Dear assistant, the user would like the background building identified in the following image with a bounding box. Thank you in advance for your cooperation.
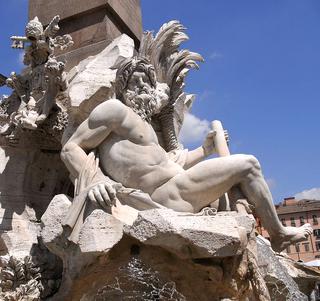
[260,197,320,262]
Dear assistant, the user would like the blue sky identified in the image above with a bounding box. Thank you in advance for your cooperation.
[1,1,319,202]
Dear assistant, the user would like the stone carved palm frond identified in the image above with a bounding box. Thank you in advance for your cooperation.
[139,20,203,151]
[0,255,42,301]
[140,20,203,102]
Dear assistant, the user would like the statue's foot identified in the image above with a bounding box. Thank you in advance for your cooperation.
[271,223,313,252]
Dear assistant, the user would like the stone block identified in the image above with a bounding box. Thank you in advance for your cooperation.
[78,209,123,254]
[41,194,72,257]
[124,209,253,259]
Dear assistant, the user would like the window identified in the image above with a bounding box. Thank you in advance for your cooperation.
[299,216,305,225]
[286,246,291,254]
[313,215,318,225]
[313,229,320,238]
[290,217,296,226]
[295,243,300,253]
[316,241,320,251]
[281,218,286,226]
[303,243,310,252]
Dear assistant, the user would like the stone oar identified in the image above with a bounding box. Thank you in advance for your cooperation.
[211,120,249,214]
[211,120,231,211]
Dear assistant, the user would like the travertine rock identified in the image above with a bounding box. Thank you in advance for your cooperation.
[78,209,123,254]
[41,194,72,257]
[0,146,69,259]
[40,195,320,300]
[62,34,135,144]
[68,34,134,109]
[277,253,320,297]
[124,209,254,259]
[256,235,309,301]
[41,195,125,300]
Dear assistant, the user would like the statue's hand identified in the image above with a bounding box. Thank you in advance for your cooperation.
[202,130,216,156]
[202,129,229,156]
[87,182,118,210]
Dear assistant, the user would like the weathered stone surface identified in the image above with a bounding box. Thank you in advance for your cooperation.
[41,195,123,257]
[40,196,320,300]
[277,254,320,297]
[124,209,254,259]
[0,146,69,258]
[68,34,134,109]
[40,195,125,300]
[63,34,134,143]
[78,209,123,254]
[41,194,71,257]
[256,235,309,301]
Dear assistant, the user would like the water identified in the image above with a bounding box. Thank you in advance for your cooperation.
[94,257,186,301]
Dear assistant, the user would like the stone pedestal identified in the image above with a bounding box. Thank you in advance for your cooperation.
[28,0,142,70]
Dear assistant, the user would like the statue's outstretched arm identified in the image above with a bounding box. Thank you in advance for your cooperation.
[183,127,230,169]
[182,130,217,169]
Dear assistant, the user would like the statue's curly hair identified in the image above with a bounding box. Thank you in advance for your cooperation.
[115,57,157,101]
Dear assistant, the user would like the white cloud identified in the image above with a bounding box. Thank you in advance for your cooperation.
[209,51,223,60]
[294,187,320,200]
[179,112,210,145]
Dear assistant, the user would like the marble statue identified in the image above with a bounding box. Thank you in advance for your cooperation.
[0,16,73,139]
[61,21,312,252]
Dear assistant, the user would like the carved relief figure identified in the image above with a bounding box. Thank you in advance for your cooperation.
[0,16,72,137]
[61,21,312,252]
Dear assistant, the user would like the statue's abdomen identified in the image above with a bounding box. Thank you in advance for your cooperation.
[98,134,181,194]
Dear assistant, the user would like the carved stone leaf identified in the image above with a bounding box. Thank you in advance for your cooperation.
[53,35,74,50]
[138,20,203,151]
[1,268,15,281]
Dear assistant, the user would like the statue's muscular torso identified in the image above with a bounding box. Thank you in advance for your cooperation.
[97,100,184,194]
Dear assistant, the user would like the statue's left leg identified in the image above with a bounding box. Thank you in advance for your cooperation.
[152,154,312,251]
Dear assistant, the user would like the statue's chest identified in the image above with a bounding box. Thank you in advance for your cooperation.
[120,122,158,146]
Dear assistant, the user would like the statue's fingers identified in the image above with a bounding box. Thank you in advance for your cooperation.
[93,188,108,210]
[207,130,215,137]
[98,184,112,207]
[88,190,96,203]
[104,182,117,205]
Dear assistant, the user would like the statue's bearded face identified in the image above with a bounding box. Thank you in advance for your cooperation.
[123,70,169,122]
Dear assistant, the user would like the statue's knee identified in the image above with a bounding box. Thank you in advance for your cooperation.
[238,154,261,174]
[245,155,261,172]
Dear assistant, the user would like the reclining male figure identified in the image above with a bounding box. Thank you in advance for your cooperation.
[61,58,312,252]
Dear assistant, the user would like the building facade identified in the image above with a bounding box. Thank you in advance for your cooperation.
[260,197,320,262]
